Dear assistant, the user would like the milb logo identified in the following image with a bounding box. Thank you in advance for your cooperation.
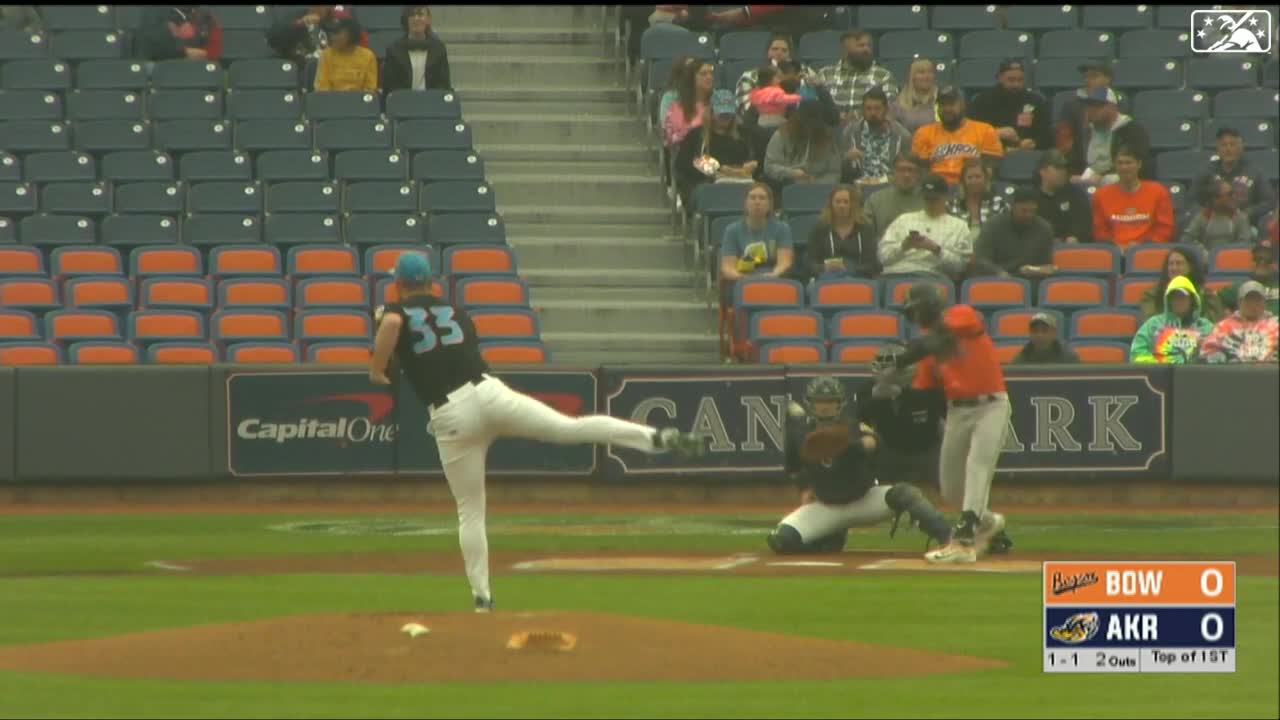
[1192,9,1272,53]
[236,392,397,445]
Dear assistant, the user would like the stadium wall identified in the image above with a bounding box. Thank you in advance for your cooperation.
[1,365,1276,487]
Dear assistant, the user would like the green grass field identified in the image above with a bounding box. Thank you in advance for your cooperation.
[0,510,1276,719]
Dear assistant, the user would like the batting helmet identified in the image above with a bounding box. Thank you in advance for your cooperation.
[902,282,944,327]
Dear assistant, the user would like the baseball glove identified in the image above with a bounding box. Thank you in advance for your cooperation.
[800,424,853,464]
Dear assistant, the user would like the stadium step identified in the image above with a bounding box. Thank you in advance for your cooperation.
[468,114,642,145]
[441,28,611,46]
[541,331,721,357]
[487,160,658,177]
[499,205,673,227]
[461,86,632,105]
[552,349,722,366]
[475,143,653,165]
[488,174,668,206]
[430,5,609,29]
[451,57,624,88]
[534,300,717,335]
[521,267,697,289]
[530,286,708,303]
[504,222,675,240]
[511,235,688,269]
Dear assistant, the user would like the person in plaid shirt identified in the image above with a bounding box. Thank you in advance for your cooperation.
[734,33,817,118]
[816,30,898,126]
[947,157,1008,244]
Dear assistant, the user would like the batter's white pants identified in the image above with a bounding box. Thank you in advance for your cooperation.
[778,485,894,542]
[938,394,1011,527]
[426,375,664,601]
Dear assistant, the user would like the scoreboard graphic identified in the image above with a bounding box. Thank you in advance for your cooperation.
[1043,561,1236,673]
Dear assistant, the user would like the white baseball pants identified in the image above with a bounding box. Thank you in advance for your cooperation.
[778,485,894,542]
[938,394,1011,527]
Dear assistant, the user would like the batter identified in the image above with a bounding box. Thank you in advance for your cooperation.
[370,252,706,611]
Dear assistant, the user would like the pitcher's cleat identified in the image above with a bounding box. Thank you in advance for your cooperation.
[474,595,494,613]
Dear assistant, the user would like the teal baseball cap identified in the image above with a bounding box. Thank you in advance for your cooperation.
[393,252,432,283]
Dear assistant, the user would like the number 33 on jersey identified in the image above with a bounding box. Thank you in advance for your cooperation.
[404,306,465,353]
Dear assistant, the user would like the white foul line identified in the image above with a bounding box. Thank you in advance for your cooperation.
[713,555,759,570]
[144,561,191,572]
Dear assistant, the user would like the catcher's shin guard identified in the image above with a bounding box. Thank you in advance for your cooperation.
[766,524,805,554]
[884,484,952,545]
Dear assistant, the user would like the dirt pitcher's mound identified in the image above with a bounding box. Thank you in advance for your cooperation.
[0,611,1006,684]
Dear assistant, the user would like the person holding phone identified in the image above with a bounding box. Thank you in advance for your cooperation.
[877,174,972,279]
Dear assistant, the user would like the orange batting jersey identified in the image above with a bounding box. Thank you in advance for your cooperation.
[912,305,1007,401]
[911,119,1004,185]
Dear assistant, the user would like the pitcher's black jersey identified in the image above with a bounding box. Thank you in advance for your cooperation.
[384,294,488,407]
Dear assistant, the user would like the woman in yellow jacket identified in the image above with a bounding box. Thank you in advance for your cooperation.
[315,17,378,92]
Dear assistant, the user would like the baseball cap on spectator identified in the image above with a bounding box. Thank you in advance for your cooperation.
[936,85,963,104]
[1239,280,1267,298]
[711,88,736,117]
[1077,60,1114,77]
[1038,150,1070,169]
[1011,186,1039,204]
[997,59,1026,75]
[1030,312,1058,330]
[394,252,432,283]
[920,174,949,196]
[1078,87,1120,105]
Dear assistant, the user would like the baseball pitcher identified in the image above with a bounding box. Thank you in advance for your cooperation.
[765,375,954,554]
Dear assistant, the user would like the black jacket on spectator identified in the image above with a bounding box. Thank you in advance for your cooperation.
[807,221,877,280]
[1034,183,1093,243]
[267,7,364,61]
[133,6,222,62]
[1013,341,1079,364]
[974,211,1054,277]
[969,87,1053,150]
[382,32,452,92]
[1067,116,1153,181]
[674,126,755,208]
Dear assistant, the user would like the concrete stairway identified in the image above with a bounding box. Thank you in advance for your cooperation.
[436,5,720,365]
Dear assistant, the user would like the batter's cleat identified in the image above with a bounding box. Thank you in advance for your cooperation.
[986,530,1014,555]
[656,428,707,459]
[474,595,494,613]
[925,511,979,563]
[974,512,1007,555]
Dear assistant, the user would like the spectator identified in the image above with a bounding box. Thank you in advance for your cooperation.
[892,58,940,135]
[807,184,877,280]
[664,60,714,148]
[1013,313,1079,364]
[1033,149,1092,244]
[1182,176,1255,250]
[382,6,451,92]
[1138,246,1224,321]
[675,89,757,207]
[0,5,40,32]
[865,153,924,243]
[705,5,789,28]
[133,6,223,63]
[763,100,842,186]
[659,56,698,136]
[1091,146,1174,248]
[974,187,1057,291]
[719,182,795,281]
[649,5,691,25]
[268,5,367,65]
[839,87,910,186]
[1130,276,1216,364]
[911,86,1003,186]
[1190,127,1277,227]
[968,59,1052,151]
[1056,61,1123,164]
[947,157,1008,243]
[749,64,803,129]
[816,30,898,125]
[1071,87,1151,187]
[314,17,377,92]
[1199,280,1280,363]
[1218,240,1279,315]
[734,34,816,118]
[877,173,972,279]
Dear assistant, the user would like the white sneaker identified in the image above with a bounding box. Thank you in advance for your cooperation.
[925,541,977,564]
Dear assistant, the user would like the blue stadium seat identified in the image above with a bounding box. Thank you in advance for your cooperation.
[0,152,17,182]
[37,4,115,30]
[798,30,842,66]
[1155,150,1215,183]
[104,216,180,248]
[718,30,771,60]
[1,59,71,91]
[1037,61,1091,95]
[954,58,1014,93]
[878,30,955,60]
[305,91,381,120]
[50,30,125,61]
[24,151,95,183]
[0,182,37,216]
[1117,29,1191,58]
[256,150,330,182]
[1246,150,1280,183]
[188,181,262,214]
[227,89,304,120]
[228,59,301,89]
[345,214,427,248]
[234,119,312,153]
[151,60,224,90]
[214,4,272,30]
[0,90,63,122]
[1213,88,1279,117]
[1111,58,1183,91]
[639,25,714,62]
[73,120,152,153]
[264,213,343,247]
[219,30,275,61]
[0,121,70,152]
[958,30,1034,60]
[412,151,486,182]
[395,120,474,151]
[881,58,953,90]
[184,214,262,246]
[931,5,1001,31]
[19,214,96,247]
[1187,57,1261,89]
[149,89,224,120]
[717,59,757,92]
[780,183,834,216]
[40,182,110,216]
[998,151,1043,182]
[101,150,175,182]
[1004,5,1080,31]
[367,30,401,59]
[315,118,393,151]
[428,213,506,246]
[334,150,407,182]
[266,181,339,214]
[350,5,405,31]
[420,181,497,214]
[180,151,253,182]
[1082,5,1154,30]
[0,30,47,62]
[343,182,418,214]
[115,181,185,215]
[1156,6,1197,29]
[75,59,148,90]
[65,90,145,121]
[1204,118,1277,150]
[693,183,751,219]
[1132,89,1210,121]
[856,5,928,31]
[154,119,234,153]
[386,90,463,120]
[1145,118,1200,151]
[1037,31,1116,60]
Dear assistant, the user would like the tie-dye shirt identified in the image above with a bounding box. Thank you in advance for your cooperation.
[1130,276,1216,364]
[1199,312,1280,364]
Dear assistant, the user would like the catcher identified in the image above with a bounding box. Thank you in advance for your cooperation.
[765,375,954,554]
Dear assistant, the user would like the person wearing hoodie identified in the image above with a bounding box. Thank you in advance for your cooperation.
[1181,175,1256,250]
[973,186,1057,294]
[968,59,1052,151]
[1138,246,1225,322]
[1190,127,1277,227]
[763,99,842,186]
[839,87,910,186]
[1199,280,1280,363]
[1033,149,1092,244]
[878,174,971,279]
[1130,275,1216,364]
[1013,313,1079,364]
[382,6,452,92]
[1218,240,1279,315]
[1070,87,1151,186]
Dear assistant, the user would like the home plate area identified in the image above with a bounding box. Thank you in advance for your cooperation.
[508,552,1045,575]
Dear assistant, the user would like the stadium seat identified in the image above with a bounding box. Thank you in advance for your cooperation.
[315,118,393,151]
[1,59,71,90]
[256,150,330,182]
[264,213,342,247]
[350,4,404,30]
[856,5,928,31]
[798,29,842,65]
[305,91,380,120]
[758,340,827,364]
[1117,29,1191,59]
[0,277,60,312]
[0,217,12,244]
[1004,5,1079,31]
[287,245,359,278]
[63,276,133,312]
[215,5,272,30]
[0,341,62,365]
[295,277,369,309]
[50,246,123,278]
[1052,244,1122,276]
[102,215,180,248]
[955,58,1020,92]
[0,182,36,216]
[74,120,152,153]
[101,150,174,182]
[181,150,253,182]
[779,183,833,216]
[992,308,1064,340]
[188,181,263,214]
[830,340,882,363]
[807,278,878,313]
[412,151,486,182]
[219,30,274,61]
[373,277,447,306]
[883,277,954,308]
[1266,59,1279,89]
[0,152,18,181]
[1037,32,1115,62]
[227,90,304,120]
[64,89,144,122]
[210,245,282,280]
[961,277,1031,311]
[139,277,213,312]
[149,89,223,120]
[718,30,771,60]
[454,276,531,308]
[878,30,955,60]
[1070,308,1143,341]
[346,214,427,247]
[1038,277,1109,311]
[24,150,95,183]
[267,181,340,213]
[1156,5,1197,29]
[217,278,292,312]
[1071,341,1130,364]
[0,121,70,152]
[386,90,462,120]
[344,182,418,214]
[224,341,299,363]
[933,5,1001,31]
[335,150,407,182]
[427,213,505,245]
[639,25,714,62]
[306,342,372,364]
[829,310,903,341]
[395,120,474,152]
[365,247,437,284]
[154,119,233,153]
[211,309,290,344]
[1144,118,1201,152]
[958,30,1034,59]
[0,90,63,122]
[147,341,218,364]
[152,60,223,90]
[295,310,373,345]
[1083,5,1154,30]
[1115,276,1156,308]
[367,30,402,58]
[998,151,1042,183]
[49,30,124,61]
[68,341,139,364]
[38,4,114,30]
[75,60,148,90]
[420,181,496,214]
[1187,58,1260,90]
[1204,118,1277,149]
[128,309,205,345]
[478,341,549,365]
[0,309,40,341]
[749,309,824,361]
[469,309,541,340]
[45,309,122,343]
[443,245,517,277]
[1132,89,1210,123]
[693,183,751,222]
[0,29,48,61]
[1111,58,1182,90]
[130,245,202,279]
[0,246,45,276]
[991,341,1023,365]
[115,181,185,214]
[1210,246,1256,275]
[41,182,111,216]
[228,59,301,89]
[881,58,954,90]
[19,215,96,247]
[1156,150,1215,183]
[1246,149,1280,182]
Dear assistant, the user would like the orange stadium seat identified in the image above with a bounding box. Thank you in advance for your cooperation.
[217,278,291,311]
[442,245,516,276]
[210,245,283,279]
[758,340,826,364]
[373,277,447,305]
[1204,277,1238,295]
[1116,276,1156,308]
[991,308,1063,340]
[130,245,202,278]
[147,341,218,364]
[50,246,124,277]
[831,341,882,363]
[469,309,540,340]
[68,341,140,364]
[128,310,205,345]
[884,277,954,308]
[211,309,289,344]
[296,277,370,309]
[44,309,121,342]
[1038,277,1109,310]
[1124,245,1172,275]
[0,341,62,365]
[0,246,45,276]
[994,341,1024,365]
[63,276,134,311]
[1071,341,1130,364]
[225,341,299,363]
[0,310,40,341]
[1210,246,1254,275]
[295,310,373,344]
[140,277,214,312]
[453,276,530,308]
[808,278,878,313]
[748,310,823,361]
[829,310,903,340]
[306,342,373,364]
[1071,309,1142,341]
[0,278,60,312]
[479,341,550,365]
[961,277,1031,311]
[1052,245,1121,276]
[287,245,360,278]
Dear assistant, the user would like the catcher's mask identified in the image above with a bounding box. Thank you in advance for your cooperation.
[804,375,847,421]
[901,282,944,328]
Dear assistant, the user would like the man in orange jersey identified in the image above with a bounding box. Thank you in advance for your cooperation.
[911,86,1003,185]
[892,282,1012,563]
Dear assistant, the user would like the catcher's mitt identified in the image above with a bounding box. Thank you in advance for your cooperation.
[800,423,853,464]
